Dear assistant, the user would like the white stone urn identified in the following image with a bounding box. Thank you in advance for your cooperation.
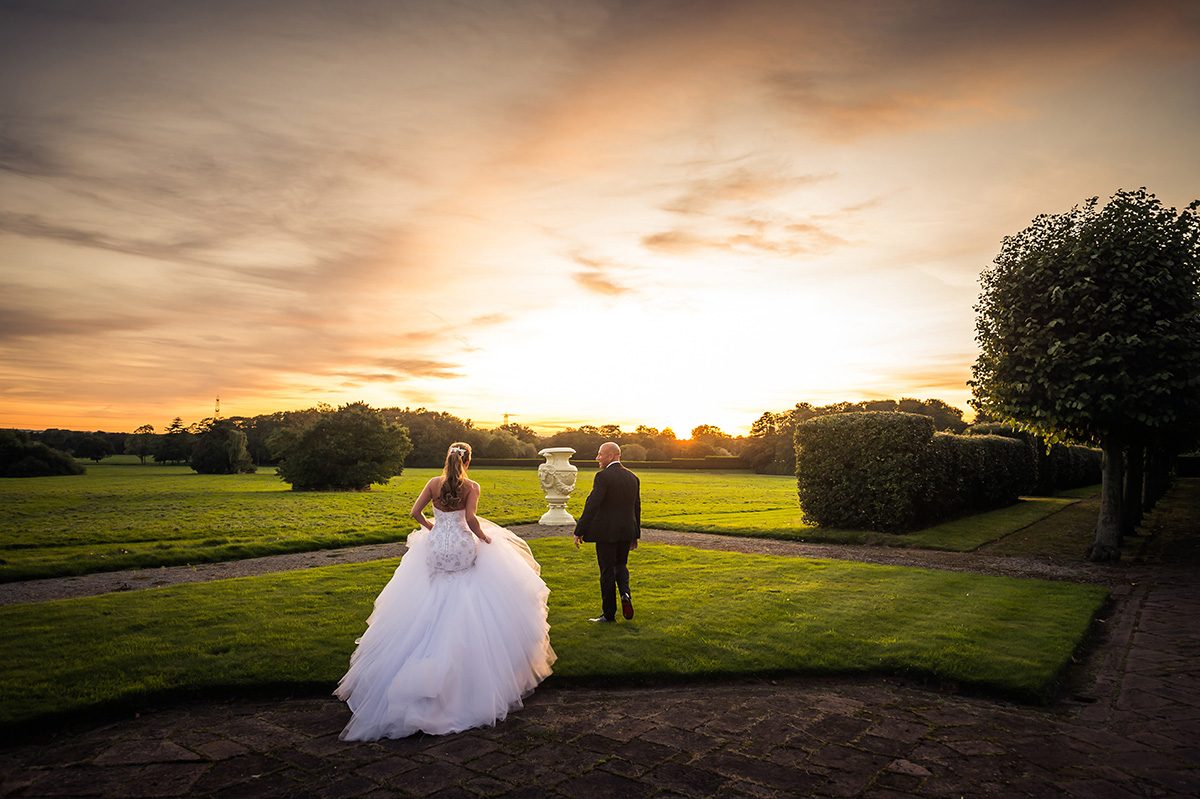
[537,447,578,525]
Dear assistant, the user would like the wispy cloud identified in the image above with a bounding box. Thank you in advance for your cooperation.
[571,254,634,296]
[0,303,155,341]
[369,359,463,380]
[644,215,849,258]
[662,168,836,216]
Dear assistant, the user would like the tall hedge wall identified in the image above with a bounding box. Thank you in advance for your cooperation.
[794,412,936,532]
[964,423,1101,493]
[794,412,1037,533]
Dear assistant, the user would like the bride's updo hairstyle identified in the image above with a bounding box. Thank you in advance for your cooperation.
[439,442,472,508]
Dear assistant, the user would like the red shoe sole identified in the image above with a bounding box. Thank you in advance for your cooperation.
[621,597,634,620]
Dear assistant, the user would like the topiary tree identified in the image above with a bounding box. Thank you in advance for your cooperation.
[190,420,256,474]
[270,402,412,491]
[971,188,1200,561]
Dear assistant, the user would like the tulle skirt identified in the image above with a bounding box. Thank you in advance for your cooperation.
[334,519,556,741]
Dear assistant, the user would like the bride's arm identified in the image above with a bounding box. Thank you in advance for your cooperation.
[463,483,491,543]
[409,479,436,530]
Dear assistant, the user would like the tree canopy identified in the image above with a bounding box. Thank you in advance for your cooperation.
[971,188,1200,560]
[270,402,412,491]
[190,419,256,475]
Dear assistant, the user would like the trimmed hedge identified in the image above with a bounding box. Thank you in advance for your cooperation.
[794,412,936,532]
[921,433,1035,523]
[795,412,1037,533]
[964,423,1101,494]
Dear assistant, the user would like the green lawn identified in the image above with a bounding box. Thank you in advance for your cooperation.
[0,463,1099,581]
[0,538,1108,728]
[651,496,1080,551]
[0,464,542,581]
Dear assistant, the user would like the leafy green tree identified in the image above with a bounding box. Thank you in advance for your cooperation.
[379,407,472,467]
[124,424,156,464]
[190,420,256,474]
[971,188,1200,561]
[543,425,606,459]
[907,399,967,433]
[74,435,113,463]
[271,402,412,491]
[35,428,74,452]
[497,422,540,445]
[598,424,622,440]
[690,424,735,455]
[620,442,648,460]
[230,409,324,465]
[0,430,85,477]
[155,417,195,464]
[626,425,683,460]
[473,428,536,458]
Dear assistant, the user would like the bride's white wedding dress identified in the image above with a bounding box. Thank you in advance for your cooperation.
[335,508,556,741]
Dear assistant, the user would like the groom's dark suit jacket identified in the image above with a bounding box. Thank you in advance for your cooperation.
[575,462,641,543]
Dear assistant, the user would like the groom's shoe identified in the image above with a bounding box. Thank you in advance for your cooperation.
[621,593,634,620]
[588,615,615,623]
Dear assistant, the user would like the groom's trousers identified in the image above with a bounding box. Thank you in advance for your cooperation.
[595,540,632,621]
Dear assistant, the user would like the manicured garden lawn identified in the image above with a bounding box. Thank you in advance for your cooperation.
[0,538,1108,727]
[0,464,542,581]
[0,464,1100,581]
[650,495,1080,551]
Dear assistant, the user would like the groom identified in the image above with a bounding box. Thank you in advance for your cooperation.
[574,441,641,623]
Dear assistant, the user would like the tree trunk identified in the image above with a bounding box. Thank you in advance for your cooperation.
[1122,439,1145,536]
[1143,446,1165,512]
[1089,431,1124,562]
[1142,447,1155,512]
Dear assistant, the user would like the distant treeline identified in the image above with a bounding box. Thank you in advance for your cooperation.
[4,396,975,474]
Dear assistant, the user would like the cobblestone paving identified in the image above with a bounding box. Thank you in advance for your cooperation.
[2,487,1198,798]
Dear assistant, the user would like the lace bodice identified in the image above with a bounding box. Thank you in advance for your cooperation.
[426,508,477,573]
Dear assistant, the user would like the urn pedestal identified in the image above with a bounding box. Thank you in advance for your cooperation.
[537,447,578,526]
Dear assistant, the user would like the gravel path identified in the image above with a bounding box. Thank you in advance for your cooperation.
[637,528,1125,583]
[0,518,1127,607]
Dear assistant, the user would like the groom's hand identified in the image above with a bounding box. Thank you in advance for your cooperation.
[630,539,638,550]
[573,535,582,549]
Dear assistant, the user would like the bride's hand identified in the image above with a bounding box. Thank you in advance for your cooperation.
[479,532,492,544]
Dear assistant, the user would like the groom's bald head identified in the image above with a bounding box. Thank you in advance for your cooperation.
[597,441,621,467]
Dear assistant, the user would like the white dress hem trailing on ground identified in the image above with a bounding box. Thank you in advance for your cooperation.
[335,509,555,741]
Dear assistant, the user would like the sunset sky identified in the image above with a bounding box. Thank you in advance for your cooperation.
[2,0,1198,435]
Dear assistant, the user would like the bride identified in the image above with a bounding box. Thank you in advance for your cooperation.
[335,442,556,741]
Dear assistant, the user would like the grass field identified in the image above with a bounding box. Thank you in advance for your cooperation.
[0,538,1109,727]
[0,463,1097,581]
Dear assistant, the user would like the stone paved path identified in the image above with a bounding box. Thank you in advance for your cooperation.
[2,485,1198,797]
